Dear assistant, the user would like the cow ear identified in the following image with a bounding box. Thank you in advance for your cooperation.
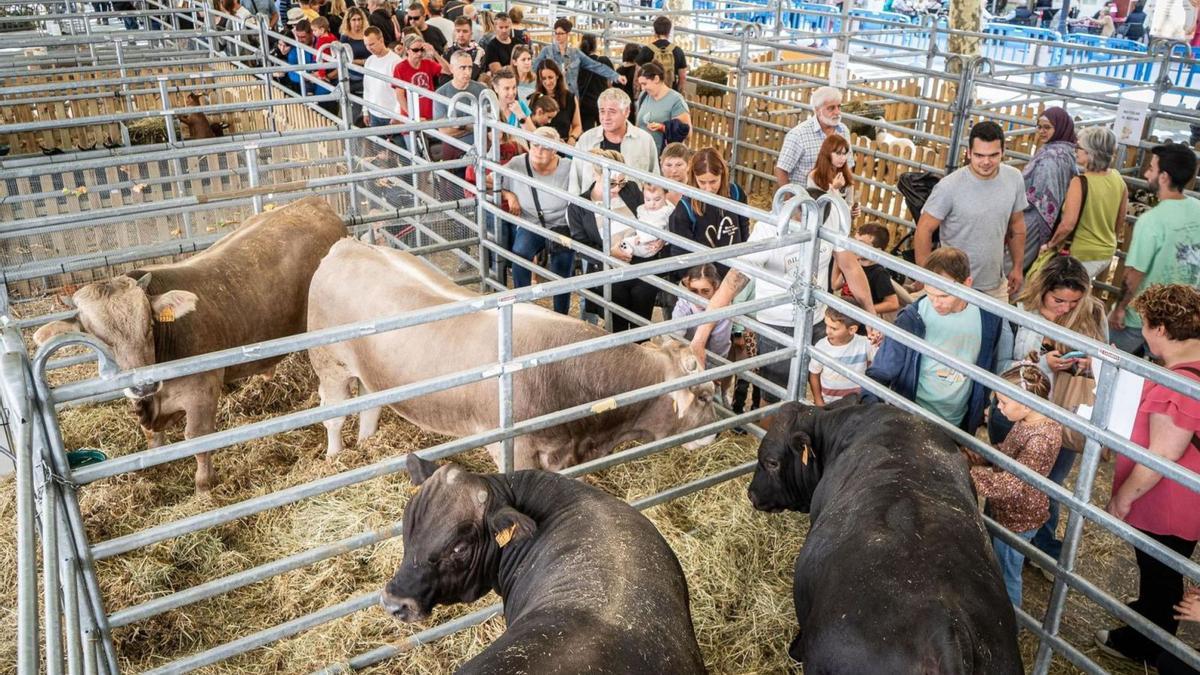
[487,506,537,548]
[150,290,198,321]
[406,453,440,486]
[790,431,813,465]
[669,388,695,419]
[32,319,83,346]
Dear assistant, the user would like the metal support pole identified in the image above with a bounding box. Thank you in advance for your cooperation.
[918,15,939,137]
[944,56,980,174]
[202,4,216,58]
[335,44,361,220]
[61,512,83,675]
[1138,40,1177,171]
[113,39,134,148]
[600,165,614,331]
[158,78,194,238]
[786,192,826,402]
[729,25,754,174]
[497,301,515,473]
[473,96,490,276]
[245,145,264,214]
[42,482,63,675]
[258,20,277,134]
[1032,360,1120,673]
[9,351,38,675]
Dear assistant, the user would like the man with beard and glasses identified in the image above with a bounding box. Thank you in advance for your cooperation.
[775,86,854,189]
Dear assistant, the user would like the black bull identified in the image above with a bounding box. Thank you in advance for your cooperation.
[381,455,707,674]
[749,401,1023,674]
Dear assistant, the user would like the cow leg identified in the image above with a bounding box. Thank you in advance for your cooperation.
[357,403,382,444]
[311,349,355,457]
[182,384,220,493]
[259,365,277,382]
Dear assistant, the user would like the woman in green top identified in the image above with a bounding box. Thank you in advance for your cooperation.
[1042,126,1129,280]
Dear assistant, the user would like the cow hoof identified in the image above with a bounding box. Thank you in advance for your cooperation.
[195,473,216,493]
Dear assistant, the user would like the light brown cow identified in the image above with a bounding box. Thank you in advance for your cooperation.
[33,197,347,492]
[307,239,719,470]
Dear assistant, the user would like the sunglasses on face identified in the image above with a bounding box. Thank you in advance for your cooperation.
[410,46,424,53]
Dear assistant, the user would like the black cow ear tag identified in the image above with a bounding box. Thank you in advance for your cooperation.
[495,523,518,548]
[801,445,810,466]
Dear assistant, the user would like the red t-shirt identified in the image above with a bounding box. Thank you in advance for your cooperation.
[1113,361,1200,541]
[392,59,441,121]
[313,33,337,80]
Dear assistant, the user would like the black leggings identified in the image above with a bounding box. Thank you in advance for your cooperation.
[609,279,659,333]
[1109,529,1198,664]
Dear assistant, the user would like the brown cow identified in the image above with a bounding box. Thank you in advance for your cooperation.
[307,239,718,471]
[33,197,347,492]
[178,91,226,139]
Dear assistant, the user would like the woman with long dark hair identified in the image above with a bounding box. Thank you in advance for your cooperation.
[534,59,582,145]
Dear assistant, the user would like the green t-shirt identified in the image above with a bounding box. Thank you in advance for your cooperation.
[1123,196,1200,328]
[915,299,982,427]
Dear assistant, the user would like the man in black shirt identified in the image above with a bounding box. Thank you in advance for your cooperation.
[367,0,396,43]
[443,0,467,20]
[483,12,516,74]
[404,2,447,55]
[635,16,688,92]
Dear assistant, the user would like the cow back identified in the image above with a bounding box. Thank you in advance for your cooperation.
[308,240,679,447]
[135,196,347,381]
[795,403,1022,674]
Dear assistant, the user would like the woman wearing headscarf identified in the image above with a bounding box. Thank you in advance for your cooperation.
[1019,107,1077,272]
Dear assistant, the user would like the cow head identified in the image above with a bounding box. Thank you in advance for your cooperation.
[381,454,535,623]
[748,402,824,513]
[647,340,718,450]
[32,273,197,399]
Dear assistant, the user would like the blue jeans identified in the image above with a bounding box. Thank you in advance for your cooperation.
[993,529,1037,607]
[1030,447,1078,559]
[1112,324,1151,358]
[511,227,575,315]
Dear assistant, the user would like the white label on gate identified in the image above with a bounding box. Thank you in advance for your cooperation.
[1114,97,1149,147]
[829,52,850,89]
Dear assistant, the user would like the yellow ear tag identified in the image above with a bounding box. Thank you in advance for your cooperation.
[801,445,810,466]
[157,307,175,323]
[494,523,518,548]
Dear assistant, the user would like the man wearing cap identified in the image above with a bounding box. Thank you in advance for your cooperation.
[499,127,577,315]
[393,33,449,122]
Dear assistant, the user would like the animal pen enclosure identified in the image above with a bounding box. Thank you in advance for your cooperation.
[3,2,1200,674]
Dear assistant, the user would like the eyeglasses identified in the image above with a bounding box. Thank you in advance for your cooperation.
[553,30,568,36]
[410,47,424,53]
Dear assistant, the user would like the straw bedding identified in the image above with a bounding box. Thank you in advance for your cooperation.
[0,307,1194,674]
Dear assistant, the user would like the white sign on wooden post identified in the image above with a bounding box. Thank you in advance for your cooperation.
[1114,97,1150,146]
[829,51,850,88]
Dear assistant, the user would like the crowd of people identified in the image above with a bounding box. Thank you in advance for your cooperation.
[192,0,1200,668]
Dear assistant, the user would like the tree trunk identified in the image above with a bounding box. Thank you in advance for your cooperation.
[948,0,982,71]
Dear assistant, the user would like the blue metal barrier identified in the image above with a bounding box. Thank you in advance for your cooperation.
[983,23,1061,64]
[1170,43,1200,91]
[849,9,914,47]
[1054,33,1151,81]
[784,2,841,33]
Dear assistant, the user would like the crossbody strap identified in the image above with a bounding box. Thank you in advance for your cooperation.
[524,155,546,227]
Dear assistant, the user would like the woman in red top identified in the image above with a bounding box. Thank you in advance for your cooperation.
[1096,283,1200,666]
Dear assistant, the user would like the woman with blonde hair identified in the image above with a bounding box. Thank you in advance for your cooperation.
[991,254,1108,560]
[1039,125,1129,280]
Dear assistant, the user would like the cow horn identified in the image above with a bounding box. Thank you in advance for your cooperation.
[135,273,153,290]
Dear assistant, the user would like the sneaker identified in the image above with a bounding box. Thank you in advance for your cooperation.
[1093,630,1132,662]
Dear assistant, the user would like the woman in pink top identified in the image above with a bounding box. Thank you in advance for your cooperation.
[1095,284,1200,666]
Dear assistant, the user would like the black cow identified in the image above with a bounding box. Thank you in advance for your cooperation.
[382,455,707,675]
[749,401,1023,674]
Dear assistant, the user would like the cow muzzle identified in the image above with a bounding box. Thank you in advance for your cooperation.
[682,434,717,451]
[124,381,162,400]
[380,592,429,623]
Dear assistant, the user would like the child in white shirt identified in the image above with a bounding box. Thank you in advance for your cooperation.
[809,305,876,406]
[619,182,673,259]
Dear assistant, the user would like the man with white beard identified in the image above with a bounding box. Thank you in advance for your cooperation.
[775,86,855,189]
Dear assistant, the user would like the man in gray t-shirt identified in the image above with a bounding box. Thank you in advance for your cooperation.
[433,51,487,147]
[916,121,1028,301]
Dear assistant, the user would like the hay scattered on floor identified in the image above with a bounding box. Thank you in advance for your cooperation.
[0,325,1191,674]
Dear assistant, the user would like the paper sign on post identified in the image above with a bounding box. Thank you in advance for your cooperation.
[829,52,850,88]
[1114,97,1149,147]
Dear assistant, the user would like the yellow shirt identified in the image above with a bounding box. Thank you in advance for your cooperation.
[1071,169,1123,262]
